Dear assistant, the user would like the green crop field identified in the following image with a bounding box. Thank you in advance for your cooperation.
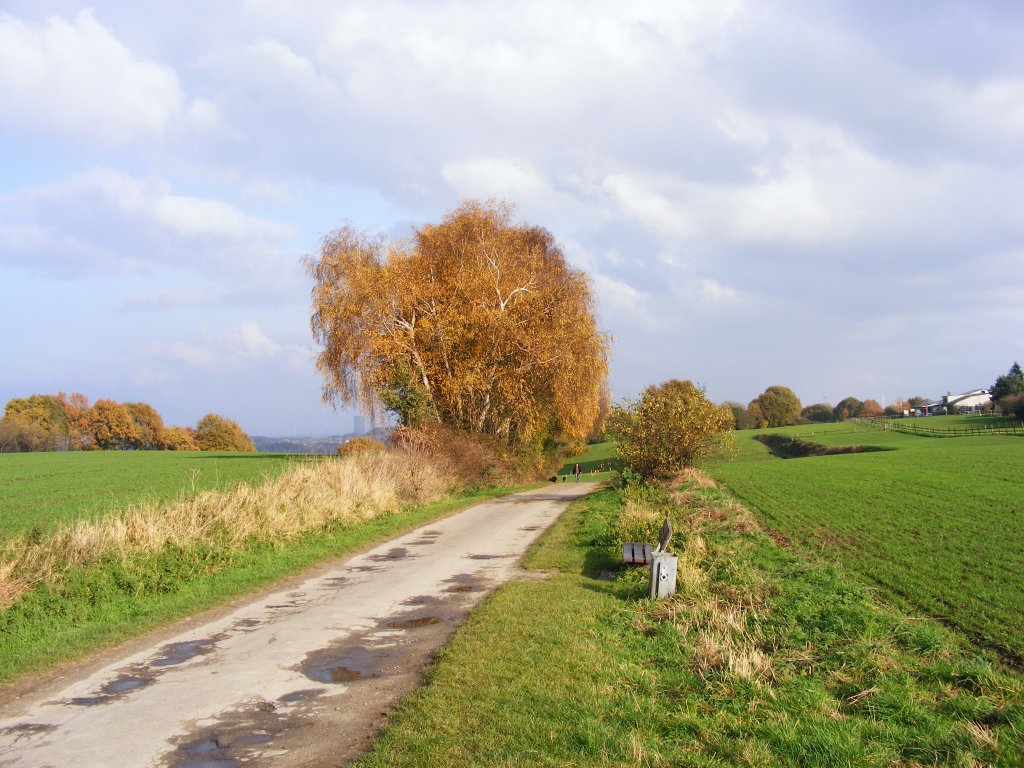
[0,451,313,536]
[707,422,1024,663]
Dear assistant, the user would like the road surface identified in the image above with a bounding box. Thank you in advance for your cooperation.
[0,482,596,767]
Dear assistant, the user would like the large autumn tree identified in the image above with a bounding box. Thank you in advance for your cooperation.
[307,200,610,448]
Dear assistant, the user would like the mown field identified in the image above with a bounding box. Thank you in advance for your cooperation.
[0,451,310,535]
[706,420,1024,663]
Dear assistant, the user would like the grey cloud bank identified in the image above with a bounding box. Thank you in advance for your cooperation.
[1,1,1022,435]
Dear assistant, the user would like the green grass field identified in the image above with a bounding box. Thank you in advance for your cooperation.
[707,423,1024,663]
[0,451,311,535]
[862,414,1023,437]
[557,440,622,482]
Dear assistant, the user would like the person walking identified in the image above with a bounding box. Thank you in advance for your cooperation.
[573,463,581,482]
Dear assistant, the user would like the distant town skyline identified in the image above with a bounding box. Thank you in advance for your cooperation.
[2,2,1022,434]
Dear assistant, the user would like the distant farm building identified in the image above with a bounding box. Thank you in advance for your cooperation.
[942,389,992,414]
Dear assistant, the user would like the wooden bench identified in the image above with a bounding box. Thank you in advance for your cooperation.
[622,542,654,565]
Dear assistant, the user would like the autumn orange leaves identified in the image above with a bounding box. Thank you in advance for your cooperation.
[306,200,610,448]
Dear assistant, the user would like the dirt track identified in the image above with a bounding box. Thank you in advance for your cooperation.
[0,482,596,767]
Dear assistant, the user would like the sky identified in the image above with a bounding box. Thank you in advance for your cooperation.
[2,1,1023,436]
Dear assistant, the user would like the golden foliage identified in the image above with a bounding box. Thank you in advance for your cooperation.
[337,436,386,456]
[89,399,139,450]
[614,380,733,479]
[195,413,255,452]
[306,199,609,447]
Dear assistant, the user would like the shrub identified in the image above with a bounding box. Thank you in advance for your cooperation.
[337,437,387,456]
[999,393,1024,419]
[195,414,255,452]
[614,380,733,479]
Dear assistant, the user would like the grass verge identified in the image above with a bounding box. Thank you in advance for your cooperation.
[355,474,1024,767]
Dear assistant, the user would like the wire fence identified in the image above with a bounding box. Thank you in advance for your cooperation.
[852,417,1024,438]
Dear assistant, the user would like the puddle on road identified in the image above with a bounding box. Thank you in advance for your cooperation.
[65,668,156,707]
[231,618,261,632]
[166,700,283,768]
[152,637,221,667]
[277,689,326,704]
[104,675,149,694]
[299,644,386,685]
[369,547,413,562]
[385,616,441,629]
[520,525,541,531]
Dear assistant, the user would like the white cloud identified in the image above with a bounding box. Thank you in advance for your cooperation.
[152,322,283,368]
[699,279,740,304]
[1,169,293,276]
[228,321,281,359]
[600,174,700,240]
[0,10,219,142]
[119,291,216,311]
[442,158,549,202]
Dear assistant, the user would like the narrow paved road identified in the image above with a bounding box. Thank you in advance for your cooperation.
[0,482,596,767]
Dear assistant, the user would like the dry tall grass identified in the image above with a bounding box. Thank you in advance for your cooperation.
[646,469,777,685]
[0,445,458,611]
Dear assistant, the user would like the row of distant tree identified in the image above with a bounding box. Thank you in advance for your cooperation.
[721,387,928,430]
[0,393,255,453]
[722,364,1024,430]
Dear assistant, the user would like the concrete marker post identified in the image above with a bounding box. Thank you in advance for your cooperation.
[648,553,678,599]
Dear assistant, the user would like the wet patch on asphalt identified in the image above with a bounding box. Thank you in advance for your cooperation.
[406,530,443,546]
[401,594,442,606]
[0,722,58,743]
[369,547,415,562]
[385,616,442,629]
[164,698,286,767]
[466,553,515,560]
[62,631,230,708]
[277,689,326,704]
[151,636,224,668]
[300,644,389,685]
[443,572,488,594]
[230,618,262,633]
